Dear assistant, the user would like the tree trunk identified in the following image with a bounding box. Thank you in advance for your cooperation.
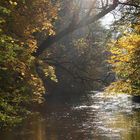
[33,3,118,57]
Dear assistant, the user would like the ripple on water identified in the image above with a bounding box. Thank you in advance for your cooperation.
[72,92,140,140]
[1,92,140,140]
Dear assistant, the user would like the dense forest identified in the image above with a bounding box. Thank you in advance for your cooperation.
[0,0,140,130]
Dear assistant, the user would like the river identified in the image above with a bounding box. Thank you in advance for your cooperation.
[0,92,140,140]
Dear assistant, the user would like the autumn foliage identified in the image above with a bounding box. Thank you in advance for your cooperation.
[107,22,140,95]
[0,0,59,127]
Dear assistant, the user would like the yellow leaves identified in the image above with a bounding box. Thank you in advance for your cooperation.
[108,32,140,65]
[118,34,140,49]
[9,1,17,6]
[134,24,140,33]
[42,22,52,30]
[48,29,56,36]
[30,74,45,92]
[44,65,58,82]
[42,22,56,35]
[0,0,59,103]
[0,0,60,120]
[106,80,132,94]
[26,37,37,53]
[4,0,59,54]
[29,73,45,103]
[107,23,140,95]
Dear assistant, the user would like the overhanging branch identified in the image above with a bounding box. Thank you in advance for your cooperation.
[33,3,118,57]
[33,1,139,57]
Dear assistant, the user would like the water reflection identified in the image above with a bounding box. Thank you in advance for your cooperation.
[0,92,140,140]
[74,92,140,140]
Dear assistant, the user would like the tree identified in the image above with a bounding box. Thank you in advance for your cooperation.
[0,0,59,128]
[33,0,139,95]
[34,0,140,57]
[43,22,112,94]
[107,20,140,95]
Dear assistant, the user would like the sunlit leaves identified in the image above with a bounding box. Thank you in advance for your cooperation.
[0,0,59,128]
[107,23,140,95]
[44,65,58,82]
[0,6,11,14]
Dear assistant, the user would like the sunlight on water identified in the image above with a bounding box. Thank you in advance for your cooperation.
[73,92,140,140]
[0,92,140,140]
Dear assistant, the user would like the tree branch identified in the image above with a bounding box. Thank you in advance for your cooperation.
[33,3,118,57]
[43,58,112,86]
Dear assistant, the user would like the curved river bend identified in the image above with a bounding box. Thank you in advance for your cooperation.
[1,92,140,140]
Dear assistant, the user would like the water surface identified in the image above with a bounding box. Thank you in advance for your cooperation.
[0,92,140,140]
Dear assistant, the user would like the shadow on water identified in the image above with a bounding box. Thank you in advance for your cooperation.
[0,91,140,140]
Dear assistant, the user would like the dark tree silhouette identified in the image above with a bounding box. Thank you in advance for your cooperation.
[33,0,139,57]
